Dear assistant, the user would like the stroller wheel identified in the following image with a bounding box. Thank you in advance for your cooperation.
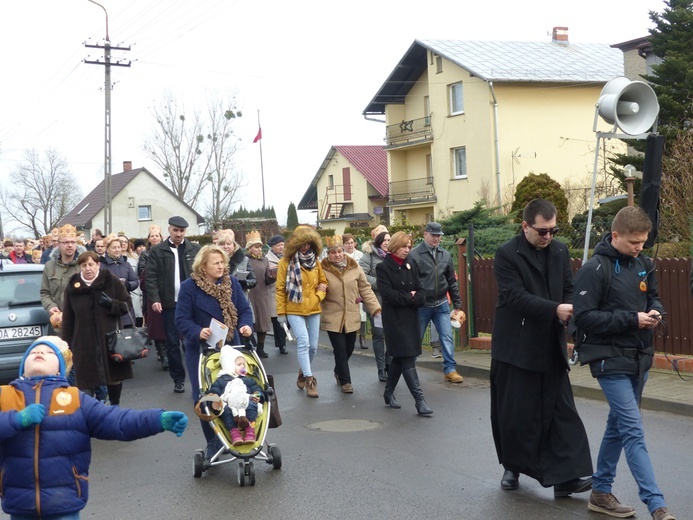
[269,445,282,470]
[237,462,246,487]
[248,460,256,486]
[193,451,204,478]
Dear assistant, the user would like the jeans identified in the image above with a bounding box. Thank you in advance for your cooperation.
[368,313,386,370]
[594,373,666,513]
[327,330,356,384]
[163,307,186,384]
[418,302,456,374]
[287,314,320,377]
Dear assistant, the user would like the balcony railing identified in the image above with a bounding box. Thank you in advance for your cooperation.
[320,184,352,220]
[385,115,432,147]
[388,177,436,205]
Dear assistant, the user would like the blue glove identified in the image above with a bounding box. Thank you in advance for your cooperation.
[160,411,188,437]
[15,403,46,429]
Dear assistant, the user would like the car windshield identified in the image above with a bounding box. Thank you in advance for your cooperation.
[0,272,43,308]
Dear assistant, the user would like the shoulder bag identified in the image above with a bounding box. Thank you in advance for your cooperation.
[106,307,149,363]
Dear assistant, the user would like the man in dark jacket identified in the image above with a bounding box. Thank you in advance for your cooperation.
[146,216,201,393]
[408,222,464,383]
[573,206,675,520]
[490,198,592,498]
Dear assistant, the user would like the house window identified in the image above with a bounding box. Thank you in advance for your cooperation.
[453,147,467,179]
[435,55,443,74]
[138,205,152,221]
[449,82,464,115]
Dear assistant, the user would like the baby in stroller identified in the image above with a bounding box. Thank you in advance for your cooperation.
[208,346,266,446]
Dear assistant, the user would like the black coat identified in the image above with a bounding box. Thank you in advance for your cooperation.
[376,254,426,358]
[145,238,200,309]
[61,270,132,388]
[491,233,573,372]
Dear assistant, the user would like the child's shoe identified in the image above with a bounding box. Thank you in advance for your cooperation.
[230,427,243,446]
[242,425,256,445]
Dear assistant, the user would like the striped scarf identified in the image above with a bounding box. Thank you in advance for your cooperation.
[285,250,316,303]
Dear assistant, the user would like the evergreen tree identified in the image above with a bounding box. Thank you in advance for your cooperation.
[510,173,569,223]
[286,202,299,230]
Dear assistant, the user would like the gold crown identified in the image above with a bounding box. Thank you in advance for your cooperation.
[245,230,262,247]
[324,234,343,248]
[58,224,77,239]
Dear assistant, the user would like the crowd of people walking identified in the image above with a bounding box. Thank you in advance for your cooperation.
[7,199,676,520]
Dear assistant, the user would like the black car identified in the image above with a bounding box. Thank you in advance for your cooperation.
[0,261,50,383]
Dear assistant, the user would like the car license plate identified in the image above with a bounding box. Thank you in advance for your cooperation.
[0,326,42,340]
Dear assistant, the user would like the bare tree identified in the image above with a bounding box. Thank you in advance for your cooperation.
[204,98,245,229]
[144,94,243,214]
[0,149,82,238]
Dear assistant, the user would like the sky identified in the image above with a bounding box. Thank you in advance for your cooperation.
[0,0,667,235]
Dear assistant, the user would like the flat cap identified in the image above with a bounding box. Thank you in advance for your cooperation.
[168,216,189,229]
[268,235,285,247]
[424,222,444,235]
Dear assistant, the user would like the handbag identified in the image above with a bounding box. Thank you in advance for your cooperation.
[266,374,282,428]
[106,307,149,363]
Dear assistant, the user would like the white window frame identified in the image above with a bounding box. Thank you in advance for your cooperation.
[452,147,467,179]
[138,205,152,221]
[449,81,464,115]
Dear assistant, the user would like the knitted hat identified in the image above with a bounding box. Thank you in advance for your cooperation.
[245,230,263,248]
[20,336,73,378]
[59,224,77,240]
[218,345,246,377]
[267,235,284,247]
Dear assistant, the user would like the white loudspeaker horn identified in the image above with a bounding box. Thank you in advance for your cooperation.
[597,76,659,135]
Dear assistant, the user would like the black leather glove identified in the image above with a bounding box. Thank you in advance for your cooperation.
[98,292,113,308]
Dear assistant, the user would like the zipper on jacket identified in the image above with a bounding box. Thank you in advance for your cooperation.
[33,380,43,516]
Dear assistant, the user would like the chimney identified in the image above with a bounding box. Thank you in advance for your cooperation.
[123,161,132,172]
[552,26,569,45]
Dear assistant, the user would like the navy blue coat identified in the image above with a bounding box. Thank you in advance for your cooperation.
[175,275,254,352]
[0,376,163,517]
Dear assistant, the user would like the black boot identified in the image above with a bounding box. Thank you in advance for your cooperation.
[257,342,268,358]
[383,363,402,409]
[402,368,432,416]
[107,383,123,406]
[155,341,169,370]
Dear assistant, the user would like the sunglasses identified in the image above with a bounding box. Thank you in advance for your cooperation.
[529,224,559,237]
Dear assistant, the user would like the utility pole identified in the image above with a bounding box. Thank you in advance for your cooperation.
[83,0,130,234]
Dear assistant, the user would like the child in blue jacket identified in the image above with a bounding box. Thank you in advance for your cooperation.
[0,336,188,519]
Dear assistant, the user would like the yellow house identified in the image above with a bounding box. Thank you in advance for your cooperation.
[298,145,388,234]
[363,28,625,225]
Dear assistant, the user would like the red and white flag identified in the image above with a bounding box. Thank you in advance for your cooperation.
[253,128,262,143]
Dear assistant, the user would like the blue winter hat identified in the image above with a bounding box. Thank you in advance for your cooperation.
[19,336,72,378]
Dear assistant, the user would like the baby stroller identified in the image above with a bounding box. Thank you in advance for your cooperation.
[192,341,282,486]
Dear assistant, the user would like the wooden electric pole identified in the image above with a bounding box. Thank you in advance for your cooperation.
[83,1,130,234]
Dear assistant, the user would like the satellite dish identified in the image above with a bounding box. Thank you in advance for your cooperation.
[597,77,659,135]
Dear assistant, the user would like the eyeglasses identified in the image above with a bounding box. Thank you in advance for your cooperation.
[529,225,559,237]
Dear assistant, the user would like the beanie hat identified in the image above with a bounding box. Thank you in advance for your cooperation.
[20,336,73,378]
[268,235,284,247]
[218,345,246,377]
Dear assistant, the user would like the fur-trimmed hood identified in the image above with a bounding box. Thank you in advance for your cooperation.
[50,244,86,265]
[284,226,323,258]
[320,255,359,276]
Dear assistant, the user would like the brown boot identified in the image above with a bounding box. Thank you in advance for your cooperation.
[588,491,636,517]
[305,376,319,398]
[297,369,305,390]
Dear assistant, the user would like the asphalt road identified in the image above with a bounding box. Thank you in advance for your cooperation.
[4,345,691,519]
